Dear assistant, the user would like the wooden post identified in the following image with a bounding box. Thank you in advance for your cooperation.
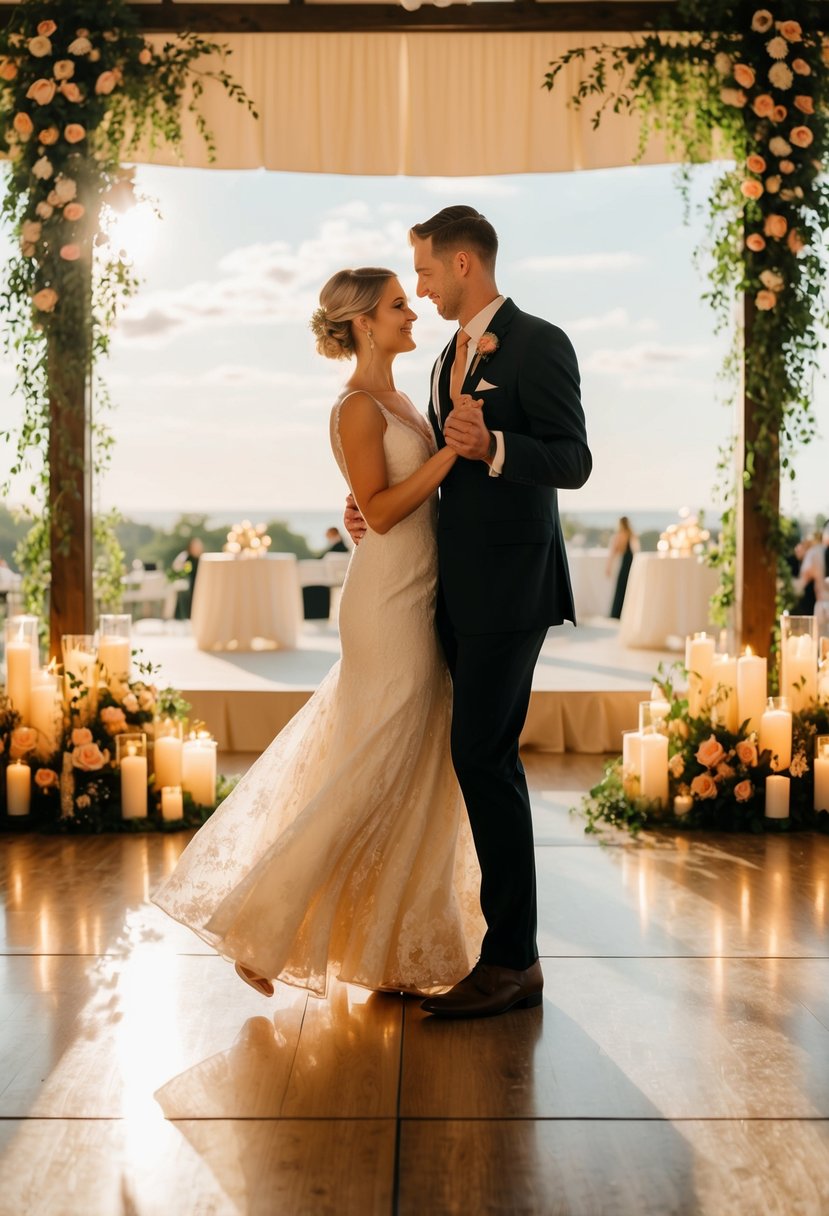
[736,293,778,658]
[47,257,94,661]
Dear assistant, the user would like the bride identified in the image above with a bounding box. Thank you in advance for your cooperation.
[153,266,484,998]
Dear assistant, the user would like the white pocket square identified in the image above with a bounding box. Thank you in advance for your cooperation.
[476,378,498,392]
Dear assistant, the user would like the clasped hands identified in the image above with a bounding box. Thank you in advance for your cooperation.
[444,394,491,462]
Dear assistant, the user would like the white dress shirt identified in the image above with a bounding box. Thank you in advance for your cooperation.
[457,295,506,477]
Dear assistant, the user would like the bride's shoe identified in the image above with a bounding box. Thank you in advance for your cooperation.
[235,961,274,997]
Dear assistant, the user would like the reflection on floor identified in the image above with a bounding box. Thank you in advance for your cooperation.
[0,752,828,1215]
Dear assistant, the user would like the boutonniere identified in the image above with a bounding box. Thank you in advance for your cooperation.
[470,331,499,377]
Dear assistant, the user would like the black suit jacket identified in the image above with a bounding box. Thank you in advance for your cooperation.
[428,298,591,634]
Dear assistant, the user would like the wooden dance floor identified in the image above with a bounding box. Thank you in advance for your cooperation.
[1,754,828,1214]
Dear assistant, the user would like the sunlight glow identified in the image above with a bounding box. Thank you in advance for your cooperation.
[104,202,160,265]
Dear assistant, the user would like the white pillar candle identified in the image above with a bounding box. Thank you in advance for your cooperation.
[640,732,669,806]
[622,730,642,798]
[685,633,715,717]
[815,739,829,813]
[781,633,817,713]
[819,666,829,703]
[759,702,793,772]
[97,636,131,689]
[64,646,98,719]
[154,735,183,789]
[737,650,767,737]
[120,747,148,820]
[161,785,184,821]
[673,794,693,817]
[6,760,31,817]
[5,639,32,723]
[182,739,217,807]
[765,775,790,820]
[711,654,739,733]
[29,673,62,760]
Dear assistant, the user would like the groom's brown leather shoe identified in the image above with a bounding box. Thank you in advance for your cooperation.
[421,959,543,1019]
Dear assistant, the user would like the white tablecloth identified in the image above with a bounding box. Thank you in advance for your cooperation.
[566,548,615,619]
[619,553,720,650]
[191,553,302,651]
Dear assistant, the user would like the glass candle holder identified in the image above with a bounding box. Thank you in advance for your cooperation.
[30,669,62,761]
[639,699,669,735]
[116,733,148,820]
[61,634,98,722]
[759,696,792,773]
[161,785,184,822]
[97,614,132,692]
[5,614,39,667]
[4,616,39,724]
[621,729,642,798]
[779,614,818,714]
[815,736,829,813]
[153,717,184,789]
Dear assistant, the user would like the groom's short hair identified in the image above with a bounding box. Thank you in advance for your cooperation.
[409,206,498,270]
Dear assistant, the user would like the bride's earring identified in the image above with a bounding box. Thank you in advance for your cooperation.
[367,329,375,351]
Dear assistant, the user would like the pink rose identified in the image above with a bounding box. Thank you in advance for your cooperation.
[778,159,795,174]
[100,706,127,735]
[35,768,58,789]
[751,10,773,33]
[63,202,85,221]
[12,111,33,138]
[10,726,37,759]
[752,93,775,117]
[745,233,766,252]
[746,154,767,174]
[734,780,754,803]
[736,739,758,766]
[794,95,814,115]
[787,228,806,253]
[691,773,718,800]
[695,735,725,769]
[72,742,109,772]
[59,82,82,103]
[53,59,75,81]
[792,58,811,76]
[741,179,763,199]
[60,244,81,261]
[26,78,56,106]
[779,20,802,42]
[790,125,814,148]
[39,126,59,145]
[733,64,755,88]
[95,71,117,96]
[763,214,788,239]
[37,20,57,36]
[756,289,778,310]
[0,58,18,81]
[64,123,86,144]
[476,332,499,357]
[32,287,58,312]
[71,727,93,746]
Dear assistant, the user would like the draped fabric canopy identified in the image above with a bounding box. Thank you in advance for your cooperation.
[140,31,677,175]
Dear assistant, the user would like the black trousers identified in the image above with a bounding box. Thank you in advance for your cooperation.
[437,599,547,970]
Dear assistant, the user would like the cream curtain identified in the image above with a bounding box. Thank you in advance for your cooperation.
[139,31,677,175]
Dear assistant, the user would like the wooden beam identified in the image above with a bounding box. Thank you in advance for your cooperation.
[113,2,686,35]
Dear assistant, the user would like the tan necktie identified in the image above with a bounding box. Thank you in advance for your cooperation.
[449,328,471,410]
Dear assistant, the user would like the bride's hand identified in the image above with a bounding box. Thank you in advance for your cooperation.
[344,494,367,544]
[444,397,490,461]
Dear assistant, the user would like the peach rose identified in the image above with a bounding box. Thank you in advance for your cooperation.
[720,87,747,108]
[764,175,782,193]
[736,740,758,766]
[27,77,56,106]
[100,706,127,734]
[35,768,58,789]
[0,58,18,81]
[751,9,773,33]
[138,47,152,65]
[696,736,725,769]
[768,62,793,91]
[138,690,155,711]
[37,19,57,36]
[59,82,82,103]
[790,125,814,147]
[752,93,775,118]
[39,126,59,145]
[746,154,767,173]
[64,123,86,144]
[779,20,802,42]
[668,753,685,778]
[33,158,54,182]
[12,111,33,138]
[67,36,92,55]
[741,179,764,199]
[71,727,93,746]
[691,772,718,800]
[35,201,54,219]
[72,742,109,771]
[32,287,58,312]
[763,214,788,238]
[714,52,732,76]
[60,244,80,261]
[10,726,37,758]
[787,228,806,253]
[28,35,52,58]
[53,176,76,203]
[734,780,754,802]
[89,49,100,63]
[95,71,117,96]
[760,268,784,291]
[716,761,736,781]
[63,202,84,221]
[21,218,41,244]
[768,135,792,156]
[766,36,788,60]
[792,58,811,75]
[745,233,766,252]
[121,692,139,714]
[669,717,689,740]
[733,63,755,88]
[794,95,814,115]
[756,289,778,310]
[772,105,788,123]
[53,59,75,81]
[778,159,795,174]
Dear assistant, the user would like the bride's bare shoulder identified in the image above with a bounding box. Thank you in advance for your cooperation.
[334,391,386,434]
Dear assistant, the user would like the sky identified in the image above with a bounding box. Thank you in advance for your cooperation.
[0,161,827,524]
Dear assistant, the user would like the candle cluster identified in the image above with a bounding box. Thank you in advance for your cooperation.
[656,509,711,558]
[224,520,272,558]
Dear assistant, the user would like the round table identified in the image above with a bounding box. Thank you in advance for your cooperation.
[566,548,615,618]
[619,553,720,650]
[191,553,302,651]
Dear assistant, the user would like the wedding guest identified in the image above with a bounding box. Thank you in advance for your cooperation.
[323,526,349,554]
[796,530,825,615]
[607,516,638,619]
[173,537,204,619]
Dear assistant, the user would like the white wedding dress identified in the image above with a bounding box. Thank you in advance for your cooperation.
[153,391,484,996]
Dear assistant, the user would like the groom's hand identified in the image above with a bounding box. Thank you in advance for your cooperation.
[344,494,367,544]
[444,396,491,461]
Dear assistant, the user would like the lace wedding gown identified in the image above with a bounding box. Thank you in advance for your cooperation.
[153,392,484,996]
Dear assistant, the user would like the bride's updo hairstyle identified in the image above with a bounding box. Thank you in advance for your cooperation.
[310,267,395,360]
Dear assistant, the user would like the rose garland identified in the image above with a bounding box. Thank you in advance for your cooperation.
[544,2,829,622]
[0,0,256,618]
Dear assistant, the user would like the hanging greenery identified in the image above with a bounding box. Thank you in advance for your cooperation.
[0,0,256,618]
[544,2,829,621]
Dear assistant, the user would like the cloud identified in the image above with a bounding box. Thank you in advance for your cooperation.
[110,364,342,393]
[517,252,645,273]
[566,308,657,334]
[418,177,521,198]
[582,341,712,388]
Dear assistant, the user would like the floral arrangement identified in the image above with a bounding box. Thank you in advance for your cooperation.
[579,661,829,836]
[0,0,256,619]
[544,2,829,623]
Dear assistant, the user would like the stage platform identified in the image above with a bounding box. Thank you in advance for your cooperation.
[135,618,673,754]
